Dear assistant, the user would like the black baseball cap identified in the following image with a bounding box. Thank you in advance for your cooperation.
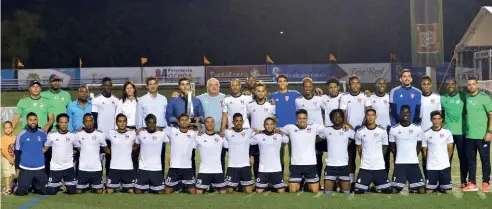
[49,74,61,82]
[29,80,41,87]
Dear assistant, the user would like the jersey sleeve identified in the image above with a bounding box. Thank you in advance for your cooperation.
[482,94,492,113]
[416,128,424,141]
[45,134,53,147]
[347,129,355,140]
[318,129,326,139]
[388,128,396,143]
[280,125,290,135]
[250,135,259,145]
[15,100,24,115]
[315,124,325,135]
[72,135,81,148]
[446,131,453,144]
[281,135,289,143]
[99,135,108,147]
[15,134,22,151]
[222,138,229,148]
[163,128,172,143]
[364,97,372,107]
[294,98,300,111]
[91,97,99,113]
[339,95,348,110]
[421,134,428,148]
[381,130,389,146]
[222,98,228,113]
[354,131,362,145]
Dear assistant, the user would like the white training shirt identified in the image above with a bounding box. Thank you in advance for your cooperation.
[107,129,136,170]
[423,128,453,170]
[295,95,324,125]
[196,133,227,173]
[247,100,276,130]
[321,94,342,127]
[389,123,423,164]
[319,127,355,166]
[92,94,119,134]
[136,130,168,171]
[355,125,388,170]
[76,130,107,172]
[420,93,442,131]
[340,92,372,129]
[370,93,391,130]
[164,127,197,169]
[115,98,137,127]
[281,124,324,165]
[250,133,289,172]
[45,131,80,171]
[222,94,253,129]
[224,128,255,168]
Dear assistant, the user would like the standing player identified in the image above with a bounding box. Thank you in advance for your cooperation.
[463,78,492,192]
[243,74,257,97]
[389,69,422,125]
[220,79,253,136]
[163,114,197,194]
[224,113,255,194]
[268,74,302,128]
[318,109,355,194]
[251,118,289,193]
[440,77,468,188]
[354,109,392,194]
[321,77,342,127]
[281,109,324,193]
[44,114,80,195]
[419,76,441,131]
[134,114,166,194]
[340,75,371,187]
[389,105,425,194]
[106,114,137,194]
[195,117,228,194]
[76,114,110,194]
[422,111,453,194]
[370,78,392,174]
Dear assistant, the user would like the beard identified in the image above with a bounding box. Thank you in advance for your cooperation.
[28,124,38,130]
[79,97,88,102]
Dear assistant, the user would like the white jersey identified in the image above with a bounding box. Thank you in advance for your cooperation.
[115,98,137,127]
[355,126,388,170]
[389,124,423,164]
[370,93,391,130]
[250,133,289,172]
[281,124,324,165]
[136,130,168,171]
[196,133,227,173]
[76,130,107,172]
[164,127,197,169]
[340,92,371,128]
[247,100,275,130]
[224,129,255,168]
[45,131,80,171]
[92,94,119,134]
[107,129,136,170]
[319,127,355,166]
[420,93,441,131]
[423,128,453,170]
[321,94,342,127]
[295,96,324,125]
[222,94,253,129]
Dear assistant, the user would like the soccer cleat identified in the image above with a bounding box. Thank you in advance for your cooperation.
[462,183,479,192]
[460,183,467,189]
[482,183,489,193]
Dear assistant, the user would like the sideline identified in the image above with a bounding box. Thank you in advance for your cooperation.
[19,195,47,209]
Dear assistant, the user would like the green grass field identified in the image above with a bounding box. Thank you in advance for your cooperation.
[1,85,492,208]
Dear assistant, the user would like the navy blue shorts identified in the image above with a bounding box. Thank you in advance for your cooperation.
[135,169,164,192]
[324,166,350,181]
[256,172,285,189]
[355,169,391,192]
[226,166,253,188]
[196,173,226,190]
[289,165,319,184]
[426,167,452,191]
[107,169,134,189]
[165,168,195,188]
[77,170,103,190]
[391,164,424,189]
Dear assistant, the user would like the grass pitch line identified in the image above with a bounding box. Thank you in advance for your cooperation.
[246,192,255,198]
[296,190,304,196]
[452,187,463,199]
[263,191,271,196]
[313,192,323,198]
[477,191,487,200]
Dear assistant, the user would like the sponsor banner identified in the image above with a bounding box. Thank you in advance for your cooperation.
[391,63,454,83]
[269,64,337,82]
[1,69,15,80]
[205,65,266,81]
[143,66,205,85]
[455,67,482,87]
[17,68,79,87]
[1,107,15,123]
[338,63,391,83]
[80,67,141,84]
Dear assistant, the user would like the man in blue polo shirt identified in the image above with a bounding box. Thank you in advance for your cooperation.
[389,69,422,125]
[14,112,49,196]
[66,86,92,132]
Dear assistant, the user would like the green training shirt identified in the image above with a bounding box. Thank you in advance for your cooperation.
[15,96,53,129]
[441,92,466,135]
[465,91,492,139]
[42,90,71,130]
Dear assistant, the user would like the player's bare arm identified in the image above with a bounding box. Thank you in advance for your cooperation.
[485,112,492,142]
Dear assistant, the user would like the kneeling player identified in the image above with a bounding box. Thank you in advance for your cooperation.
[389,105,425,194]
[164,114,197,194]
[423,111,453,194]
[134,114,166,194]
[76,114,110,194]
[195,117,228,194]
[354,109,392,194]
[224,113,255,194]
[44,114,80,195]
[319,109,354,194]
[106,114,137,194]
[252,117,288,193]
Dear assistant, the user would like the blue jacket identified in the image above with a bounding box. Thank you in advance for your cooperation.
[66,99,92,132]
[389,85,422,125]
[166,94,205,127]
[15,129,47,169]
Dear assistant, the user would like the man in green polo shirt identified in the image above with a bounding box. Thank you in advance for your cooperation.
[12,80,54,132]
[41,74,72,131]
[441,77,468,188]
[462,77,492,193]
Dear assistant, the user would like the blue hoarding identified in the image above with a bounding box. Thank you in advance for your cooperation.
[391,63,454,83]
[267,64,348,82]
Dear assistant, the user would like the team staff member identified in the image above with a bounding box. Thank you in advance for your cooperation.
[12,80,54,133]
[42,74,72,131]
[389,69,422,125]
[67,86,92,132]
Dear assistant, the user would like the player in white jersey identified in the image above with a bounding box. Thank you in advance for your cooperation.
[251,117,289,193]
[281,109,324,193]
[318,109,354,194]
[164,114,197,194]
[44,114,80,195]
[224,113,255,194]
[134,114,167,194]
[195,117,228,194]
[106,114,137,194]
[75,113,110,194]
[340,75,372,187]
[220,79,253,136]
[422,111,453,194]
[321,77,342,126]
[389,105,425,194]
[354,109,391,194]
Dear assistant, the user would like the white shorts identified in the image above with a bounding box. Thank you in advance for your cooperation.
[1,157,15,177]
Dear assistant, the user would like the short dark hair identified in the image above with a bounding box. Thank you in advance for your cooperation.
[365,108,377,115]
[56,113,69,123]
[446,77,456,83]
[276,74,288,82]
[178,77,191,85]
[102,77,112,84]
[468,77,478,82]
[329,109,344,124]
[204,117,214,122]
[178,113,189,121]
[348,75,360,84]
[83,113,93,120]
[145,114,156,123]
[375,78,386,83]
[400,69,411,77]
[26,112,37,119]
[327,77,340,86]
[400,104,411,113]
[146,76,158,85]
[122,81,137,103]
[430,110,443,121]
[232,113,243,120]
[296,109,308,116]
[421,75,432,83]
[115,113,127,122]
[3,121,12,127]
[264,117,276,124]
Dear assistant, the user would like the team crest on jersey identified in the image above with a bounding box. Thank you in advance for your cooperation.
[306,128,311,133]
[92,135,97,140]
[410,94,415,99]
[241,132,246,137]
[357,98,362,103]
[285,96,289,101]
[152,136,157,140]
[264,108,268,112]
[240,100,244,105]
[273,136,277,140]
[440,134,444,138]
[409,129,413,134]
[431,99,435,104]
[37,136,41,141]
[125,134,130,139]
